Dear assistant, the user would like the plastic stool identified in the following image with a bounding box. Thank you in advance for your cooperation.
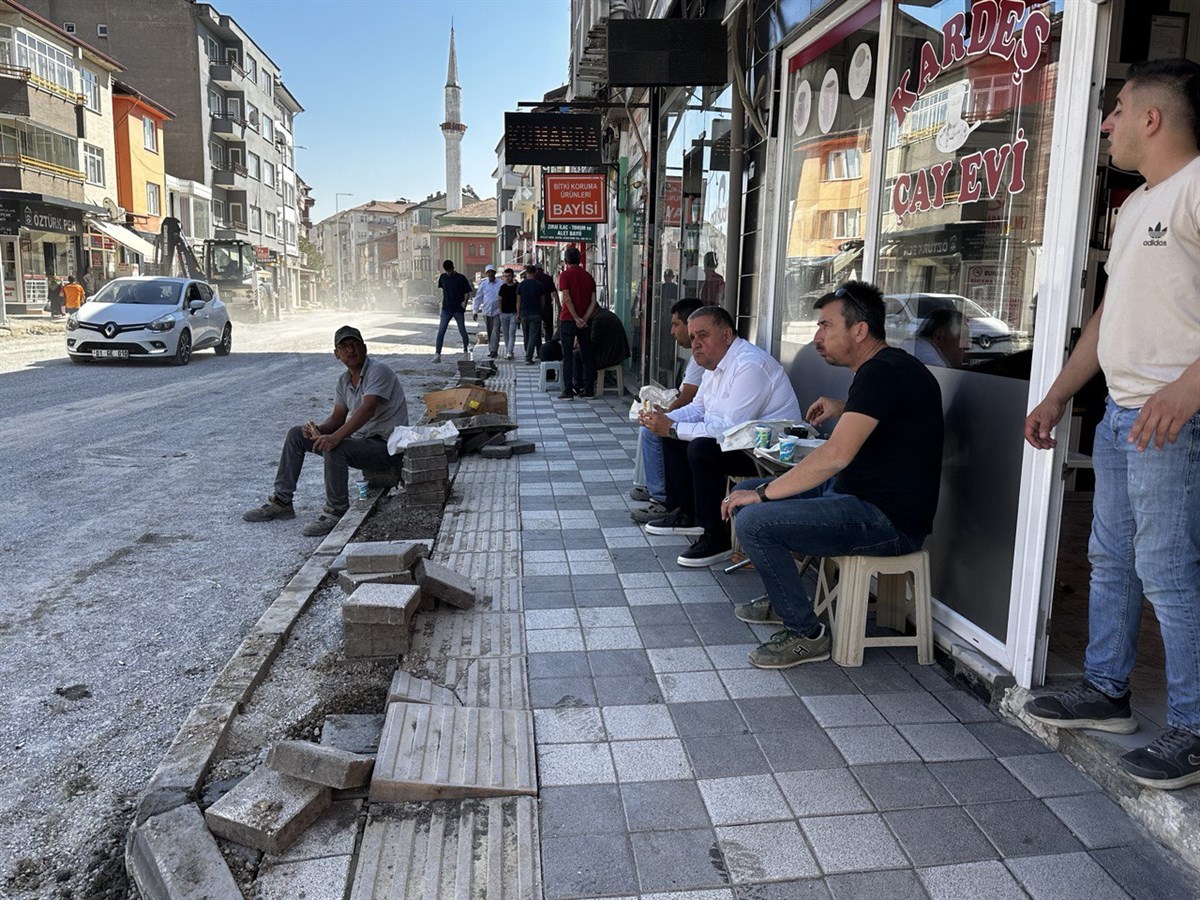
[595,365,624,397]
[818,550,934,667]
[539,361,562,392]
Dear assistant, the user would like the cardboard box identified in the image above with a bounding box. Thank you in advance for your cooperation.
[423,387,508,417]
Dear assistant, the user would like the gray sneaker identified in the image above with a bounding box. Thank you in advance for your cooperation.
[748,626,830,669]
[734,596,783,625]
[630,486,651,502]
[243,495,295,522]
[302,510,342,537]
[630,500,670,524]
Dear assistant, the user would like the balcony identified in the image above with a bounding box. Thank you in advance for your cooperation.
[500,210,524,229]
[211,160,248,187]
[500,171,524,191]
[210,110,246,139]
[208,59,245,89]
[213,219,248,240]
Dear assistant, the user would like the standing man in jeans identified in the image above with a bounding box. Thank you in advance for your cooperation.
[473,264,502,358]
[517,265,546,364]
[723,282,944,668]
[1023,59,1200,790]
[433,260,472,363]
[497,267,519,360]
[556,246,597,400]
[243,326,410,537]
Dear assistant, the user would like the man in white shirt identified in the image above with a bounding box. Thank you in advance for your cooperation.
[1023,59,1200,791]
[473,264,502,358]
[639,306,801,566]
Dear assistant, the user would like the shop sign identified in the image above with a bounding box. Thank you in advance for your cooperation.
[889,232,962,259]
[254,246,273,261]
[20,201,83,235]
[543,173,607,224]
[537,211,595,243]
[887,0,1050,225]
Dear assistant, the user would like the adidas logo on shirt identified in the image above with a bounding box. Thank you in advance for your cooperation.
[1144,222,1169,247]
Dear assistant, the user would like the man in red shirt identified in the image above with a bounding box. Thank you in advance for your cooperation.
[556,247,598,400]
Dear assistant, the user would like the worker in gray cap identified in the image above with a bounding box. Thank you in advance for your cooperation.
[243,325,409,536]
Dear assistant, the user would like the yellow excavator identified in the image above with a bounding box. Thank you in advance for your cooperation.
[154,217,263,321]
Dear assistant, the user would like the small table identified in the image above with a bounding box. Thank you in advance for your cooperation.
[726,439,825,573]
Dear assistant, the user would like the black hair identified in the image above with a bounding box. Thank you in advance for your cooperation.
[503,267,514,274]
[687,305,735,332]
[1128,58,1200,148]
[917,307,963,339]
[671,297,703,321]
[442,260,454,271]
[564,247,581,265]
[814,280,886,340]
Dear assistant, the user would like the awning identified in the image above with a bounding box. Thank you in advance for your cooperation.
[90,219,157,259]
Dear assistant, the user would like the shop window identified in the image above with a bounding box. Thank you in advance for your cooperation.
[143,116,157,152]
[83,143,104,186]
[774,7,879,349]
[878,0,1063,368]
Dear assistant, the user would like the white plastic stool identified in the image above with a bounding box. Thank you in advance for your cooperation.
[539,361,562,392]
[817,550,933,667]
[595,365,624,397]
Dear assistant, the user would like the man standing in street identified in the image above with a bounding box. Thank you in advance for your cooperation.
[723,282,944,669]
[1023,59,1200,791]
[639,306,801,567]
[243,326,410,537]
[433,259,472,363]
[556,247,598,400]
[473,264,503,358]
[535,265,558,347]
[517,265,546,364]
[62,276,85,314]
[497,267,519,360]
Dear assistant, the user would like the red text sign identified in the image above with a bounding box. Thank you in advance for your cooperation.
[543,173,607,224]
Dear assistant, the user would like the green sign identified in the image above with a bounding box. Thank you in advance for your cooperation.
[538,212,595,243]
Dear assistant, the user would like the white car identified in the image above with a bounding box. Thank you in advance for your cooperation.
[884,293,1020,354]
[66,276,231,366]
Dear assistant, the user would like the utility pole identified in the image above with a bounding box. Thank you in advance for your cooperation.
[335,192,353,308]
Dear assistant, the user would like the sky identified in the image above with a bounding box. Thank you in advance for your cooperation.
[216,0,571,223]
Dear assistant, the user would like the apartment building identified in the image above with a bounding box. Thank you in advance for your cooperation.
[25,0,304,308]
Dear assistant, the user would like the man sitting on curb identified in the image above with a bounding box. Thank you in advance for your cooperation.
[639,306,801,567]
[723,281,944,669]
[243,325,410,537]
[632,297,704,524]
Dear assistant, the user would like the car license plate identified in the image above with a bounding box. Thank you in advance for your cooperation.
[92,349,129,359]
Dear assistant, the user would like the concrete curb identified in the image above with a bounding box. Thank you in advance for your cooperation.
[126,488,386,893]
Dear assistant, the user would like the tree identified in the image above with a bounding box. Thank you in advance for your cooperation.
[299,235,324,272]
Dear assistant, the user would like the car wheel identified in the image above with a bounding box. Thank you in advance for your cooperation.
[214,323,232,356]
[170,330,192,366]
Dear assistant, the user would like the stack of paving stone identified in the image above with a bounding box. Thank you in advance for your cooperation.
[402,440,450,505]
[335,539,429,594]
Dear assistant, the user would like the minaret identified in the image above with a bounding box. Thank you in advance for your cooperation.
[440,24,466,212]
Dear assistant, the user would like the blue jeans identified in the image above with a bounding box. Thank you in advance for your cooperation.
[435,308,468,354]
[500,312,517,356]
[733,478,921,636]
[273,426,392,515]
[640,426,666,502]
[1085,397,1200,734]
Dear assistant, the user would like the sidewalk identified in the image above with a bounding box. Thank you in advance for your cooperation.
[496,362,1197,900]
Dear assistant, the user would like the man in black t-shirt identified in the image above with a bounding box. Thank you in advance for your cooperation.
[433,259,473,362]
[723,281,944,670]
[517,266,547,364]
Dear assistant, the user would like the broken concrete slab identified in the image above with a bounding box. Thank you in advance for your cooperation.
[127,803,241,900]
[266,799,361,863]
[345,541,428,575]
[414,559,475,609]
[342,583,422,626]
[256,854,353,900]
[204,768,331,854]
[268,741,375,790]
[343,622,409,659]
[369,702,536,802]
[336,569,414,594]
[321,714,385,755]
[408,611,524,661]
[349,797,540,899]
[387,669,459,706]
[480,445,514,459]
[508,440,536,455]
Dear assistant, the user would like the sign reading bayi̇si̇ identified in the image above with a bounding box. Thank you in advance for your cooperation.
[888,0,1052,224]
[543,173,607,224]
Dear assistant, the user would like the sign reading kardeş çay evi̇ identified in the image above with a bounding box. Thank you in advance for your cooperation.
[543,173,607,224]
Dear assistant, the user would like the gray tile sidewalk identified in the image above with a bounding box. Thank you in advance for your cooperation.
[503,364,1199,900]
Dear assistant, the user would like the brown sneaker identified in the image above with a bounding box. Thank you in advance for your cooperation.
[302,510,342,537]
[243,495,295,522]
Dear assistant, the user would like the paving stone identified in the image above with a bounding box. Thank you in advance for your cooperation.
[267,740,375,790]
[825,869,926,899]
[1091,841,1200,898]
[481,444,515,458]
[256,854,354,900]
[800,814,909,874]
[621,779,713,831]
[918,860,1027,900]
[350,797,540,899]
[999,753,1101,798]
[603,704,677,740]
[1043,794,1146,849]
[1005,851,1129,900]
[128,803,241,900]
[402,452,449,473]
[386,669,457,706]
[370,701,536,801]
[611,738,693,782]
[717,821,820,883]
[336,569,415,593]
[537,742,616,786]
[402,466,449,485]
[698,775,791,826]
[736,696,816,732]
[534,706,607,744]
[934,688,996,722]
[827,726,920,765]
[204,767,331,854]
[344,541,429,574]
[414,558,476,609]
[966,799,1084,857]
[408,611,523,660]
[670,700,749,737]
[804,695,887,728]
[542,832,638,898]
[776,769,873,817]
[927,759,1032,804]
[343,621,408,658]
[896,723,991,762]
[867,691,958,725]
[509,439,536,455]
[320,714,385,755]
[630,827,730,893]
[540,784,627,837]
[266,799,361,863]
[684,734,772,778]
[966,721,1052,757]
[342,583,421,625]
[884,806,998,867]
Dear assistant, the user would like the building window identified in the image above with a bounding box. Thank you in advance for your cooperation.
[824,149,862,181]
[245,55,257,82]
[230,202,244,228]
[213,197,226,225]
[261,114,273,143]
[206,34,221,64]
[263,161,275,188]
[83,143,104,185]
[143,115,157,152]
[820,208,862,240]
[265,212,276,237]
[15,30,76,95]
[247,152,260,179]
[208,89,222,115]
[146,182,161,216]
[79,68,100,113]
[0,119,78,171]
[250,206,262,232]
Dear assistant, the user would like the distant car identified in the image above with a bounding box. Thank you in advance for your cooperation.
[884,292,1019,354]
[66,276,231,366]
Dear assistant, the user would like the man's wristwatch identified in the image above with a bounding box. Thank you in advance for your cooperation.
[755,482,772,502]
[667,425,678,440]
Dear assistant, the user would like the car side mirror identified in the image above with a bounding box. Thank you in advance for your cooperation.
[188,299,205,312]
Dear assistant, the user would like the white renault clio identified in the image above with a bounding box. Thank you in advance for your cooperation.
[65,276,232,366]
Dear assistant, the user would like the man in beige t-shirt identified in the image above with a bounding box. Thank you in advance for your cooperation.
[1022,59,1200,791]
